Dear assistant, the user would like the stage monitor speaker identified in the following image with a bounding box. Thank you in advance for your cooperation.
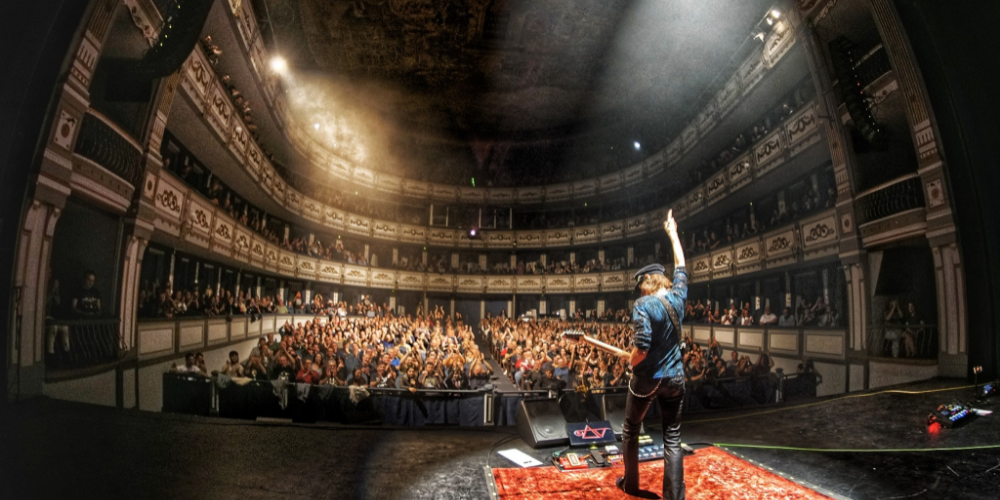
[517,398,569,448]
[601,393,643,438]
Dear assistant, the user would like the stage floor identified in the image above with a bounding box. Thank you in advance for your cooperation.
[1,379,997,499]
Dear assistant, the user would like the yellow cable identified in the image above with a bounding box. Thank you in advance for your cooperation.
[685,384,976,424]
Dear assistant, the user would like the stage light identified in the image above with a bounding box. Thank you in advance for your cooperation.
[270,56,288,74]
[633,141,641,150]
[313,123,320,130]
[772,9,781,18]
[766,17,774,26]
[470,228,477,237]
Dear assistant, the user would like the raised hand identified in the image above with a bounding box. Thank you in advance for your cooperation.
[664,209,678,238]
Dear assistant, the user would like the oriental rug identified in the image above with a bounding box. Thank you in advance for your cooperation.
[491,446,830,499]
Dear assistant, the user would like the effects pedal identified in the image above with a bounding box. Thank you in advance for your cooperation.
[590,449,608,466]
[638,443,665,462]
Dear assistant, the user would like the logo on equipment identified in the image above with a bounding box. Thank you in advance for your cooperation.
[573,425,611,440]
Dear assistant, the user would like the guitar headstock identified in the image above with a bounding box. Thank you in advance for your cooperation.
[561,330,585,342]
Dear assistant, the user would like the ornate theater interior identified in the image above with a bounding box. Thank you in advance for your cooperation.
[1,0,998,498]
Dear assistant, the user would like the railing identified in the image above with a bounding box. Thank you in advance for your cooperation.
[45,318,124,370]
[74,110,144,186]
[865,323,938,360]
[186,9,799,205]
[174,37,820,248]
[855,174,925,225]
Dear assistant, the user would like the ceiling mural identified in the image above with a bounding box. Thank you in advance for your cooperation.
[260,0,775,186]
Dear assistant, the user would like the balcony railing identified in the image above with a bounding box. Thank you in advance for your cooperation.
[865,323,938,360]
[74,110,144,187]
[855,174,925,225]
[45,318,124,371]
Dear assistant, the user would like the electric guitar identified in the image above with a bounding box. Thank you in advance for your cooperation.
[562,330,630,358]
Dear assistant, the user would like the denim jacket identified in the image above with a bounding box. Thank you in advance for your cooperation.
[631,266,688,380]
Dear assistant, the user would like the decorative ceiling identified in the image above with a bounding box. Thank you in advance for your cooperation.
[258,0,775,187]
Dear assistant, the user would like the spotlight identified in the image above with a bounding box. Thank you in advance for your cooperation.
[772,9,781,18]
[766,17,774,26]
[313,123,320,130]
[633,141,641,150]
[270,56,288,74]
[469,228,478,238]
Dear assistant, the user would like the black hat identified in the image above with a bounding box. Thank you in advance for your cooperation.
[633,263,665,291]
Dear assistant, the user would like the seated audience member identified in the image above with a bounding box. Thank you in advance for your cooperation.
[170,353,207,376]
[270,353,297,381]
[758,306,778,325]
[817,306,838,327]
[778,307,796,326]
[296,359,321,385]
[244,353,268,380]
[371,363,397,388]
[221,350,244,377]
[398,366,420,393]
[739,309,754,326]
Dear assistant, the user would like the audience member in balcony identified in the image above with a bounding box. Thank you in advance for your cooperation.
[778,307,796,327]
[45,277,71,355]
[274,297,289,314]
[759,306,778,326]
[221,351,245,378]
[817,306,839,328]
[901,302,924,358]
[825,187,838,208]
[71,270,102,319]
[721,306,736,326]
[708,231,721,250]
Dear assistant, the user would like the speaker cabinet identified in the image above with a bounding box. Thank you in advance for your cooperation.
[601,393,643,438]
[516,398,569,448]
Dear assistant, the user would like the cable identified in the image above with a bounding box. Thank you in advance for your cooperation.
[715,443,1000,453]
[685,384,976,424]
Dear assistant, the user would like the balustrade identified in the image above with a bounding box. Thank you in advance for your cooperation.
[855,174,925,225]
[74,111,144,186]
[45,318,124,371]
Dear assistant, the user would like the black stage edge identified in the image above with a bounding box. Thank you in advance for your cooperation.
[1,379,998,499]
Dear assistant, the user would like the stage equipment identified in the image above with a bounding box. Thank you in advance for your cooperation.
[601,393,643,438]
[829,37,885,146]
[566,420,617,447]
[927,401,972,428]
[137,0,215,78]
[516,398,569,448]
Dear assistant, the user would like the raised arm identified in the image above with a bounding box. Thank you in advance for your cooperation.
[664,209,685,269]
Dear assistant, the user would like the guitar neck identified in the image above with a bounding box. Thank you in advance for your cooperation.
[580,336,627,357]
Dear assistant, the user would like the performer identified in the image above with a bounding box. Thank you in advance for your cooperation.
[617,209,687,500]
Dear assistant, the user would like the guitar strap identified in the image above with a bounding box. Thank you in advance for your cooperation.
[654,295,682,336]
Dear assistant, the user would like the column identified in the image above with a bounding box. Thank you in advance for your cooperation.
[450,298,455,317]
[843,263,868,351]
[932,244,967,376]
[797,15,870,348]
[11,202,62,390]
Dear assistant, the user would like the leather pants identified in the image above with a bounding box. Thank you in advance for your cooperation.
[622,374,685,500]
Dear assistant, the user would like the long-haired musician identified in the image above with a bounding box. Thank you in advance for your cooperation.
[617,210,688,500]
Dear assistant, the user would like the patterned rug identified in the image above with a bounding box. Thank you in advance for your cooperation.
[492,446,831,499]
